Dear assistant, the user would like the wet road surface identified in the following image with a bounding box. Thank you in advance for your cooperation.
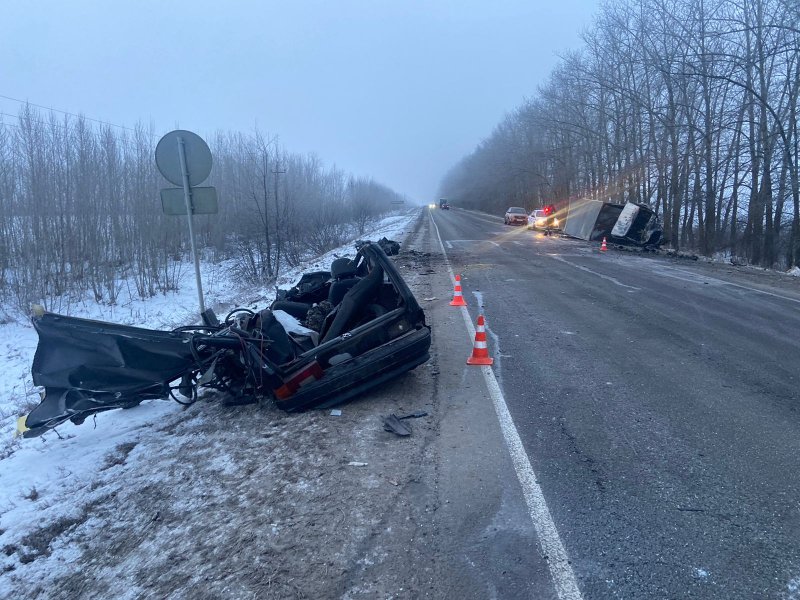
[430,207,800,599]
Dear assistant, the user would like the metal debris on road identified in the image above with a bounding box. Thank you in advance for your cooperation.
[383,414,412,436]
[397,411,428,420]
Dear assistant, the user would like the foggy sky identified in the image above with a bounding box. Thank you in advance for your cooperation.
[1,0,599,202]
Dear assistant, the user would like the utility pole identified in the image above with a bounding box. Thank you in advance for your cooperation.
[272,162,286,280]
[272,165,286,205]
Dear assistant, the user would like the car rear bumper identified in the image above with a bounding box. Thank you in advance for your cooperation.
[275,325,431,412]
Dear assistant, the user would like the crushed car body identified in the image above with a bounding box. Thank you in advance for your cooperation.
[21,240,431,437]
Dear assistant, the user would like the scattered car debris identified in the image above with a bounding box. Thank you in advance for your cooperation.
[383,414,413,436]
[20,240,431,437]
[330,409,342,416]
[378,237,401,256]
[665,249,700,260]
[347,461,369,467]
[397,411,428,419]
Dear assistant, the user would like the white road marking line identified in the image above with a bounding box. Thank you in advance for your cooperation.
[513,241,524,246]
[429,212,584,600]
[489,241,501,248]
[548,254,640,291]
[446,240,453,249]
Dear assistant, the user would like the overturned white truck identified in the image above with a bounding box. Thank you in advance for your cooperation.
[563,199,663,248]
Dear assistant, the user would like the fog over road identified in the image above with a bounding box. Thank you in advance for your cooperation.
[429,207,800,599]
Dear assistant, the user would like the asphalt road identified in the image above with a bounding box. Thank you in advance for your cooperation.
[429,207,800,599]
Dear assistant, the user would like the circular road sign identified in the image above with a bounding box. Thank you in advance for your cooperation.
[155,129,212,187]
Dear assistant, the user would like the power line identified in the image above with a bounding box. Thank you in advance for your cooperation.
[0,93,144,135]
[0,110,57,129]
[1,110,107,133]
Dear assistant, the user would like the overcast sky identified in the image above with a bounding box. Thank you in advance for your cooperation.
[1,0,599,202]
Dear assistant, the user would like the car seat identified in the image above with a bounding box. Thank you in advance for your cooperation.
[271,270,333,321]
[328,258,360,306]
[320,264,384,343]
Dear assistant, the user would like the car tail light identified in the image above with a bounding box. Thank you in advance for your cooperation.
[274,361,324,399]
[543,204,555,216]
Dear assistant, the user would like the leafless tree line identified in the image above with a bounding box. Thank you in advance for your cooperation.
[439,0,799,267]
[0,106,403,314]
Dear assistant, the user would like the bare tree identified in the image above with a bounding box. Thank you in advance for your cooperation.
[439,0,800,267]
[0,107,404,311]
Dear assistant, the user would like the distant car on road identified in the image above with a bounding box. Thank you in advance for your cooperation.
[504,206,528,225]
[439,199,450,210]
[527,209,548,230]
[527,205,561,233]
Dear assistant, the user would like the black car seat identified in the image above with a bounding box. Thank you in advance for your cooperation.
[328,258,359,306]
[271,270,332,321]
[320,264,384,343]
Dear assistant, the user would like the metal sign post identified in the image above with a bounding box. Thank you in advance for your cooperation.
[155,129,216,318]
[177,135,205,314]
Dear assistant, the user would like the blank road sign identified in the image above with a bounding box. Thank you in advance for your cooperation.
[160,187,219,215]
[155,130,213,187]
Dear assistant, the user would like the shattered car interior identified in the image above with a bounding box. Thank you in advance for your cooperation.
[21,239,431,437]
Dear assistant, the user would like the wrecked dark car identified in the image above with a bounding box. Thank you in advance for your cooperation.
[21,240,431,437]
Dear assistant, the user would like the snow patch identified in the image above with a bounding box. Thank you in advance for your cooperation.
[788,577,800,600]
[273,310,315,336]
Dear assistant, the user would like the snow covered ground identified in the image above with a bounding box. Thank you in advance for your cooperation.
[0,210,419,592]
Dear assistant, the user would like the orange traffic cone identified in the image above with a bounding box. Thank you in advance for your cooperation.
[467,315,494,365]
[600,237,608,252]
[449,274,467,306]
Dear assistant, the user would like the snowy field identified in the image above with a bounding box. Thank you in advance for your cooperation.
[0,210,418,590]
